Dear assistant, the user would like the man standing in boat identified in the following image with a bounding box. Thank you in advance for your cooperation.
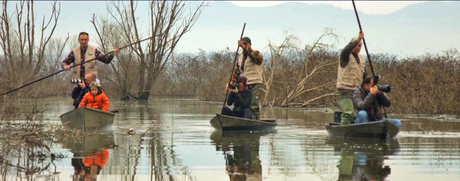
[61,31,120,83]
[336,31,368,125]
[352,76,401,127]
[233,37,264,120]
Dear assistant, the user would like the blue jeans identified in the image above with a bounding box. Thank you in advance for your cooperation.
[355,151,368,166]
[355,110,402,127]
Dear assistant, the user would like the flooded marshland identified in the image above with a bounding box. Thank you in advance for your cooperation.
[1,98,460,181]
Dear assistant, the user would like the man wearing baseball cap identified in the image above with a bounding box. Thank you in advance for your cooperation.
[232,36,264,120]
[336,31,368,125]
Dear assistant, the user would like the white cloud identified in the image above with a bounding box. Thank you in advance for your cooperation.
[227,1,427,15]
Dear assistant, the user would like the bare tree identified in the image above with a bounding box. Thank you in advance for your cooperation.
[90,14,135,99]
[263,30,301,107]
[280,28,339,107]
[0,0,68,97]
[92,0,206,99]
[41,36,70,96]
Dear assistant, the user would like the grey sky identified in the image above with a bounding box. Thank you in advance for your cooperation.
[228,1,427,15]
[2,1,458,57]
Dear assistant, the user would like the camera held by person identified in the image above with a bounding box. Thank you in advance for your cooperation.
[70,78,84,84]
[228,82,240,90]
[373,75,391,93]
[377,84,391,93]
[222,76,255,119]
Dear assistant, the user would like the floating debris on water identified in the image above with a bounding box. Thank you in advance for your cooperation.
[127,128,135,135]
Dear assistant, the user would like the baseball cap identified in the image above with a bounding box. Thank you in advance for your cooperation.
[242,37,251,44]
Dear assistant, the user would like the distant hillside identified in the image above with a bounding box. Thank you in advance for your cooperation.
[4,1,459,57]
[178,1,460,57]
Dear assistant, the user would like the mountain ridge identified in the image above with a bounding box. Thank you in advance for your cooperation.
[180,1,460,56]
[3,1,458,57]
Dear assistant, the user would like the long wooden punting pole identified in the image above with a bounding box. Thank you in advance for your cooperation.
[352,0,375,77]
[352,0,387,118]
[0,36,158,96]
[223,23,246,107]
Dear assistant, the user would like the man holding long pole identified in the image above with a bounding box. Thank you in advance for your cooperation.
[234,37,264,120]
[0,34,156,97]
[62,32,120,82]
[336,31,368,125]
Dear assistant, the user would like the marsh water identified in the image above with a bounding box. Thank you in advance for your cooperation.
[2,97,460,181]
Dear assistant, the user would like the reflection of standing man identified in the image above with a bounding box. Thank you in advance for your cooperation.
[71,153,87,177]
[336,148,392,181]
[62,31,120,83]
[235,36,264,120]
[225,136,262,180]
[353,151,391,181]
[336,148,355,181]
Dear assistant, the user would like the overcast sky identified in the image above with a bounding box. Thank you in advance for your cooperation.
[2,1,456,57]
[228,1,426,15]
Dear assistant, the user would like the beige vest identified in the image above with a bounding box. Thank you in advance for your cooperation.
[336,54,366,90]
[72,45,97,79]
[238,53,263,85]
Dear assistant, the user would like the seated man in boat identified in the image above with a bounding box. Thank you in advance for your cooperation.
[78,82,110,111]
[72,72,97,109]
[222,76,254,119]
[353,76,401,127]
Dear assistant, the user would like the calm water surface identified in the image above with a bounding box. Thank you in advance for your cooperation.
[2,98,460,181]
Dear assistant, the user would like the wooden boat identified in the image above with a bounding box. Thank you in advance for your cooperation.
[325,111,399,139]
[59,107,115,132]
[210,113,277,131]
[62,133,116,154]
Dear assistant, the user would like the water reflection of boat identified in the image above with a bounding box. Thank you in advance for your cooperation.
[66,133,116,181]
[210,130,276,181]
[329,137,398,181]
[210,113,277,131]
[62,133,116,154]
[59,107,115,132]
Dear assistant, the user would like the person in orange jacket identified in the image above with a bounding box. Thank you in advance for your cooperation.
[78,82,110,111]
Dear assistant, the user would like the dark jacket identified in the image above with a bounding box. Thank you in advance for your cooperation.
[73,86,89,109]
[72,86,88,108]
[227,89,253,112]
[353,87,391,121]
[72,86,83,100]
